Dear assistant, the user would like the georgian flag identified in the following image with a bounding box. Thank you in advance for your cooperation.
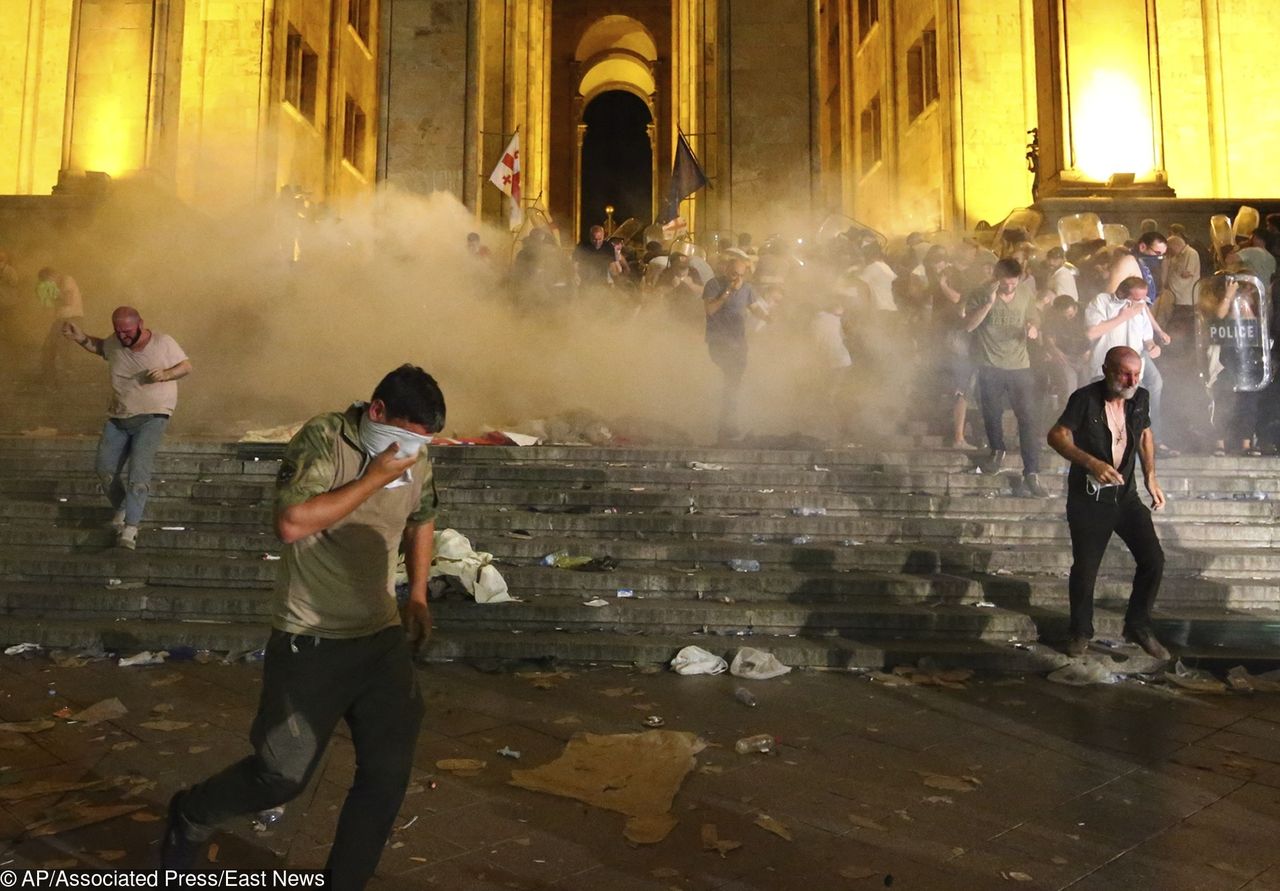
[488,131,523,230]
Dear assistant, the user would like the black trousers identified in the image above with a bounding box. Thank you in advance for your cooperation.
[181,626,424,890]
[1066,493,1164,639]
[977,365,1040,473]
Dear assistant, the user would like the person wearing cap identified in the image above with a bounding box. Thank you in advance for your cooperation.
[161,365,445,889]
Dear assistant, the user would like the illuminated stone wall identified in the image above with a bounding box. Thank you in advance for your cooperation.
[382,0,469,199]
[0,0,72,196]
[722,0,814,237]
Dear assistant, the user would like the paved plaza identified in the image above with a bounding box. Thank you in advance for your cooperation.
[2,651,1280,889]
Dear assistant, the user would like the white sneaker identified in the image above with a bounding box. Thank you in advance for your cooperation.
[117,525,138,550]
[110,509,127,531]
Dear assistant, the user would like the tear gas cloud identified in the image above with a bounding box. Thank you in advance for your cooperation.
[6,185,908,443]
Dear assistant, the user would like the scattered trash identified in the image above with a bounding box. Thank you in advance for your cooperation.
[847,814,888,832]
[260,554,281,561]
[753,813,792,840]
[583,598,610,608]
[643,716,665,728]
[1002,871,1034,882]
[104,579,145,590]
[701,823,742,857]
[436,759,487,774]
[792,507,827,516]
[138,720,192,732]
[223,648,266,663]
[509,730,705,845]
[890,661,973,688]
[688,461,725,471]
[4,643,41,656]
[1226,666,1280,693]
[813,465,831,472]
[1165,660,1228,693]
[160,526,186,531]
[118,651,168,667]
[791,535,813,545]
[252,806,285,832]
[432,529,512,603]
[973,600,997,609]
[541,550,619,572]
[67,698,128,726]
[730,648,792,680]
[733,687,758,707]
[669,646,727,675]
[734,734,775,754]
[726,559,761,572]
[497,746,522,760]
[919,772,981,793]
[839,867,880,880]
[1048,660,1120,686]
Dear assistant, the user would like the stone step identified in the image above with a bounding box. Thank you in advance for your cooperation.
[977,575,1280,610]
[1,615,1277,672]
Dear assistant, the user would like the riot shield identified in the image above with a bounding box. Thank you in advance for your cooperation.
[1233,206,1261,242]
[1057,212,1103,251]
[1102,223,1131,247]
[1195,273,1274,392]
[1209,214,1234,258]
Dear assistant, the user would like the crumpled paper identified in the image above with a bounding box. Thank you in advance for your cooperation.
[510,730,705,844]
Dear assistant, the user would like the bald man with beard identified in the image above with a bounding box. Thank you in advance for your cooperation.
[1047,346,1169,661]
[64,306,191,549]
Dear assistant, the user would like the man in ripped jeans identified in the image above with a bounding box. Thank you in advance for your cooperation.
[162,365,444,889]
[63,306,191,549]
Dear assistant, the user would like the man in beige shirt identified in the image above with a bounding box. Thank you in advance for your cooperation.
[162,365,443,889]
[63,306,191,548]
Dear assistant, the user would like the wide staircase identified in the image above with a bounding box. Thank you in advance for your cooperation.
[1,435,1278,670]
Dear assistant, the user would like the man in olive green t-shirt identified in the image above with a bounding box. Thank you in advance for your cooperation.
[964,257,1047,497]
[163,365,445,889]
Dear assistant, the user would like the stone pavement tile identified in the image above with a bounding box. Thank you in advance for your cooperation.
[986,819,1122,877]
[370,849,549,890]
[1066,850,1243,891]
[1219,715,1280,745]
[1215,781,1280,822]
[1140,758,1248,798]
[378,824,470,875]
[1200,728,1280,765]
[1128,800,1280,882]
[451,722,570,767]
[411,799,544,850]
[481,829,615,885]
[550,865,673,890]
[1030,782,1207,851]
[1168,743,1280,790]
[0,731,62,770]
[425,705,512,739]
[1243,863,1280,890]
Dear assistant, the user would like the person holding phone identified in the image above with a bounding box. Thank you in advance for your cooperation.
[1047,346,1169,660]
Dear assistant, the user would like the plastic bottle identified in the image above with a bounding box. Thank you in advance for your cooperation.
[255,806,285,827]
[726,559,761,572]
[734,686,757,707]
[734,733,774,754]
[791,535,813,545]
[792,507,827,517]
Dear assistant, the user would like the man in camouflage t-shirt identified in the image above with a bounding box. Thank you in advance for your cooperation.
[162,366,445,889]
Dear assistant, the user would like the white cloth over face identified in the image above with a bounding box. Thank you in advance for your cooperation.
[430,529,512,603]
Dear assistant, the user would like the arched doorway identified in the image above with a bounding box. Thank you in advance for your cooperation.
[569,15,659,241]
[579,91,653,235]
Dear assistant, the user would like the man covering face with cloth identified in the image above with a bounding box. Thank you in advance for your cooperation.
[162,364,445,889]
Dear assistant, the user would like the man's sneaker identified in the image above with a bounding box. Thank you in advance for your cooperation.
[109,509,127,531]
[117,525,138,550]
[979,449,1006,475]
[1065,636,1089,657]
[160,791,207,870]
[1022,473,1049,498]
[1124,627,1171,661]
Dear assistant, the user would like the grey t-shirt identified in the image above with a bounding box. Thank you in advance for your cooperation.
[702,277,757,343]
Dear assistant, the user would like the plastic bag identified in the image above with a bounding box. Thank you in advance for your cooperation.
[669,646,728,676]
[729,647,792,680]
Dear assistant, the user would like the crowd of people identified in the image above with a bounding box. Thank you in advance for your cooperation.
[500,211,1280,489]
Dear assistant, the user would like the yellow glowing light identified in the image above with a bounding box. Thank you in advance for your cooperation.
[1072,70,1154,182]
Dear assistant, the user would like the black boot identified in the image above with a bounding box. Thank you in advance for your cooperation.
[160,791,209,871]
[1022,473,1048,498]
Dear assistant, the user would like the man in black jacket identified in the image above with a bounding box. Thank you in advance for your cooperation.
[1047,346,1170,660]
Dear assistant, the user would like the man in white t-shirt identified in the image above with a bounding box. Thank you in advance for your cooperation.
[1084,277,1171,450]
[63,306,192,549]
[857,243,898,313]
[1046,247,1079,301]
